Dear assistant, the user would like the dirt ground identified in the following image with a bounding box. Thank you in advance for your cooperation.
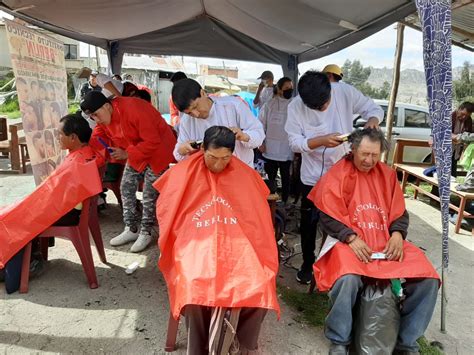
[0,171,473,354]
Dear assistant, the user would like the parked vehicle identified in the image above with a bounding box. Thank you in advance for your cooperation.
[353,100,432,164]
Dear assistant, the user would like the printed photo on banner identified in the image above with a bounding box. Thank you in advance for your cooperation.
[5,19,68,184]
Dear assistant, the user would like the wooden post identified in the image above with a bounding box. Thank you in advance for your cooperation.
[383,22,405,163]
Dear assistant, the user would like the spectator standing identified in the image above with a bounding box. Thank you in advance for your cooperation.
[253,70,274,109]
[80,71,102,100]
[258,77,294,204]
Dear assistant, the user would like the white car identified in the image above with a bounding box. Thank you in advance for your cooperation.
[353,100,432,164]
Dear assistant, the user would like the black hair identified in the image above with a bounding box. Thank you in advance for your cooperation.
[459,101,474,114]
[349,128,390,154]
[203,126,236,153]
[277,77,292,90]
[172,79,202,112]
[112,74,122,81]
[135,89,151,103]
[170,71,187,83]
[59,112,92,143]
[298,71,331,110]
[122,81,138,97]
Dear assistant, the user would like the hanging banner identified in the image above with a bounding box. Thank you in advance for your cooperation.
[5,19,68,185]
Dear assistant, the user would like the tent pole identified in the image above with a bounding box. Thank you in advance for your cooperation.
[383,22,404,163]
[106,41,124,76]
[282,55,299,93]
[440,267,447,333]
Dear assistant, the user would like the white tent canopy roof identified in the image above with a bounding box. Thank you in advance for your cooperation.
[0,0,416,66]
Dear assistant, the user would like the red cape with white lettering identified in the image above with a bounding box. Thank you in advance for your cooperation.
[0,146,103,268]
[308,157,439,292]
[153,152,280,319]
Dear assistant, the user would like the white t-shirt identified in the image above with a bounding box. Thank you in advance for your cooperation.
[174,96,265,167]
[253,86,274,109]
[259,96,293,161]
[285,82,384,186]
[96,73,124,99]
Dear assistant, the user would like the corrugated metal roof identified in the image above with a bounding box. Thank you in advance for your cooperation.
[403,1,473,52]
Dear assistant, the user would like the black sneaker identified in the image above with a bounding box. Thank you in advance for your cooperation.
[296,269,313,285]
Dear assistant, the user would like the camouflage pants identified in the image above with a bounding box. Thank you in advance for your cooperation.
[120,164,161,233]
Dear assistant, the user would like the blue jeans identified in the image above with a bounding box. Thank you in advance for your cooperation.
[325,274,439,352]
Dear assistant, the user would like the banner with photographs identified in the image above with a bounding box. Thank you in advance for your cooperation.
[5,19,68,185]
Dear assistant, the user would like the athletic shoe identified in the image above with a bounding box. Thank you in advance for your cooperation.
[110,226,139,246]
[296,269,313,285]
[130,231,153,252]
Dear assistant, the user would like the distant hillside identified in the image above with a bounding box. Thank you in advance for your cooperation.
[367,65,473,106]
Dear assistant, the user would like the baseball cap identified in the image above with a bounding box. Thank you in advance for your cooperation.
[80,91,110,115]
[322,64,343,77]
[90,70,99,76]
[257,70,274,80]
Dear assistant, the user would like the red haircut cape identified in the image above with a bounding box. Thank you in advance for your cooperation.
[308,157,439,291]
[154,152,280,319]
[0,146,103,268]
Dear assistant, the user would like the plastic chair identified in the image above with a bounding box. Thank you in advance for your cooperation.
[165,312,180,352]
[102,164,124,207]
[19,195,106,293]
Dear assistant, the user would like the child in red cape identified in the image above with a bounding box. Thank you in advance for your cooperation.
[154,126,279,354]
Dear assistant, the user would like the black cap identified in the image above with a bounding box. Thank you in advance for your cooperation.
[80,91,109,114]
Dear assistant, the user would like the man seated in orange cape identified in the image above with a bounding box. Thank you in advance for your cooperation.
[308,128,439,355]
[154,126,280,354]
[0,112,103,277]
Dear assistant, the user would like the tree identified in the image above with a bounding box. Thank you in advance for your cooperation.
[453,61,473,104]
[341,60,389,100]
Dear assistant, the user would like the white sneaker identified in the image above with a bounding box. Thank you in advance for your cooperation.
[110,227,139,246]
[130,232,153,253]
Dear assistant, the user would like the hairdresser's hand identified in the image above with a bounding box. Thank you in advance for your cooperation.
[177,141,198,156]
[229,127,250,142]
[321,133,344,148]
[110,147,128,160]
[307,133,343,150]
[364,117,380,129]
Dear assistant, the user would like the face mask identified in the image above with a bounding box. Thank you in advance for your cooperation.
[282,88,293,99]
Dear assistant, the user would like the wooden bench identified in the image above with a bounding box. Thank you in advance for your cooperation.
[392,139,474,234]
[0,117,27,174]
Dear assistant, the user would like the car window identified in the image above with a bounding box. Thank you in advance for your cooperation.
[405,109,431,128]
[379,105,399,127]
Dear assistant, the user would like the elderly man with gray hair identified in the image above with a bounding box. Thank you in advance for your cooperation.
[308,128,440,355]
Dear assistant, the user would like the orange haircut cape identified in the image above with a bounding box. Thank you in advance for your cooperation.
[0,146,103,268]
[154,152,280,319]
[308,157,439,291]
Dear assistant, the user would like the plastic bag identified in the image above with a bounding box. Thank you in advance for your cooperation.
[354,283,400,355]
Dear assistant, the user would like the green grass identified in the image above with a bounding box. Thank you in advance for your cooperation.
[417,336,444,355]
[277,284,329,327]
[68,102,80,113]
[405,183,432,197]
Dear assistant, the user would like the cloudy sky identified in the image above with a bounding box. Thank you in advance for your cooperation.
[1,10,471,80]
[179,24,471,79]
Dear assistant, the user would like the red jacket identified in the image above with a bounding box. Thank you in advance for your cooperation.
[91,97,176,174]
